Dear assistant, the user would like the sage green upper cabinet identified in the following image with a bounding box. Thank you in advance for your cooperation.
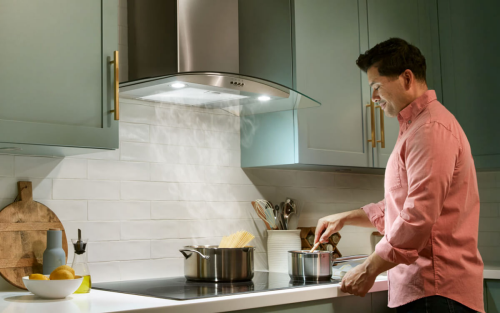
[0,0,119,154]
[294,0,371,168]
[366,0,442,168]
[438,0,500,169]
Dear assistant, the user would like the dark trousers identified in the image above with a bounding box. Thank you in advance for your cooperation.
[396,296,476,313]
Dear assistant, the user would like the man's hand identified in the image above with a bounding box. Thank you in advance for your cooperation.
[314,213,347,244]
[314,209,373,244]
[340,264,376,297]
[340,252,397,297]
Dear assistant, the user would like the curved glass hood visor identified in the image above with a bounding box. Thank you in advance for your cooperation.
[120,72,320,116]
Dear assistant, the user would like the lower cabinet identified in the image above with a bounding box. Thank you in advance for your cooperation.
[486,280,500,313]
[228,291,394,313]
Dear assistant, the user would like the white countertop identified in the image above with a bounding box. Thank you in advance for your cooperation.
[0,276,389,313]
[1,263,499,313]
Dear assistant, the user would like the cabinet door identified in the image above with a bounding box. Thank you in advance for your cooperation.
[294,0,372,168]
[438,0,500,169]
[366,0,441,168]
[0,0,119,150]
[486,280,500,313]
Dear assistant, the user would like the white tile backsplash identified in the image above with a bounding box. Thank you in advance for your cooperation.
[0,95,498,288]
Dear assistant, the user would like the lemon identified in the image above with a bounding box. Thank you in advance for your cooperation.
[29,273,49,280]
[52,265,75,278]
[49,269,74,280]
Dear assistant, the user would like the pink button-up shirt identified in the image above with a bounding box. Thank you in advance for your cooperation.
[363,90,484,312]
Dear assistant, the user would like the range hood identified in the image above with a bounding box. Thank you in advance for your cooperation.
[120,0,320,116]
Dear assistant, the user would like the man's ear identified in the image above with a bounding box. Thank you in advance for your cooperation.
[402,69,413,90]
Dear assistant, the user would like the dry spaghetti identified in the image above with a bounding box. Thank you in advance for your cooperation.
[219,231,255,248]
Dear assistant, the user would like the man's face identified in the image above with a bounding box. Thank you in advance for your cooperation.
[367,66,406,117]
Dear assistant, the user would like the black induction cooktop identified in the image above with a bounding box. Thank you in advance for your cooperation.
[93,271,341,300]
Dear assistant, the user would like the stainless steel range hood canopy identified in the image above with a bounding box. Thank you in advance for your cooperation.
[120,0,320,116]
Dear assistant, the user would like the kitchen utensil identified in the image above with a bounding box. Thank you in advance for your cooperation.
[288,251,368,282]
[251,201,272,230]
[0,181,68,290]
[72,229,91,293]
[22,275,83,299]
[278,202,286,230]
[253,200,277,230]
[267,230,301,273]
[309,242,321,253]
[283,198,297,230]
[180,245,255,282]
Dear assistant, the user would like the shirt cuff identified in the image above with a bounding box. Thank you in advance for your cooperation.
[362,202,385,235]
[375,236,419,265]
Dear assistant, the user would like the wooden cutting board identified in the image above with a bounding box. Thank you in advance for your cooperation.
[0,181,68,289]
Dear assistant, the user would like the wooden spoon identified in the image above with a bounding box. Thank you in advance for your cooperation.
[309,241,321,253]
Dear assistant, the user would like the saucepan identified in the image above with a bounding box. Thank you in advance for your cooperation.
[288,251,368,281]
[180,245,255,282]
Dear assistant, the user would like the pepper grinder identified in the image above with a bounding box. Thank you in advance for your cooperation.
[42,229,66,274]
[72,229,91,293]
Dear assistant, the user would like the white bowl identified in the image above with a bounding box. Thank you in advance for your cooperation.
[22,275,83,299]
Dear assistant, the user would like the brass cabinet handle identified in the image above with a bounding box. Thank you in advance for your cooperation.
[366,101,376,148]
[375,104,385,148]
[109,51,119,120]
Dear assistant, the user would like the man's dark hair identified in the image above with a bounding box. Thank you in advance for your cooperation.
[356,38,427,82]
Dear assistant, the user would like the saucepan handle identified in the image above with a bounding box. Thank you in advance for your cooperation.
[179,249,210,260]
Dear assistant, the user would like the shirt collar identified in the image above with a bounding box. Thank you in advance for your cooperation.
[397,90,437,125]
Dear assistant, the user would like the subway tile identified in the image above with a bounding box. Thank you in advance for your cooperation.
[88,160,150,181]
[151,164,205,183]
[119,258,183,280]
[88,241,150,262]
[478,232,500,247]
[53,180,120,200]
[121,181,179,201]
[480,203,499,217]
[150,125,206,147]
[478,246,500,262]
[0,177,26,198]
[88,201,150,220]
[32,179,53,200]
[62,221,121,241]
[0,155,14,177]
[15,156,87,179]
[177,147,211,165]
[334,173,373,189]
[255,252,268,271]
[210,114,239,133]
[120,142,179,163]
[151,201,207,220]
[477,172,497,189]
[205,131,239,150]
[204,166,252,185]
[479,188,500,202]
[479,218,500,232]
[204,202,256,220]
[121,220,186,240]
[119,122,149,143]
[207,148,241,167]
[120,101,156,124]
[151,239,200,259]
[38,200,87,221]
[178,183,210,201]
[88,262,121,283]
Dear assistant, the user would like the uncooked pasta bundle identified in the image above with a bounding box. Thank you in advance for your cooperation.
[218,231,255,248]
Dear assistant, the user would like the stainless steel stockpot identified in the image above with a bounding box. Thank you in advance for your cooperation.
[288,251,368,281]
[180,245,255,282]
[288,250,334,281]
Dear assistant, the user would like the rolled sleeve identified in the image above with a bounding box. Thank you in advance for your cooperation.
[362,199,386,235]
[378,122,459,265]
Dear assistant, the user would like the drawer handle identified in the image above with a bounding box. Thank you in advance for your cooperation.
[375,104,385,148]
[109,51,119,120]
[366,101,376,148]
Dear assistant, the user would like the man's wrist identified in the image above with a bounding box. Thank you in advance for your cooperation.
[363,252,397,277]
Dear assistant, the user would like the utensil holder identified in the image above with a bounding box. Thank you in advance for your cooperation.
[267,230,301,273]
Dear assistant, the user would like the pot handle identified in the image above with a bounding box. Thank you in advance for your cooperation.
[179,249,210,260]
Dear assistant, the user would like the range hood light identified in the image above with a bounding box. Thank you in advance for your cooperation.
[258,96,271,101]
[171,83,187,89]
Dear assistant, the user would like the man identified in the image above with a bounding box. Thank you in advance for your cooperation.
[314,38,483,312]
